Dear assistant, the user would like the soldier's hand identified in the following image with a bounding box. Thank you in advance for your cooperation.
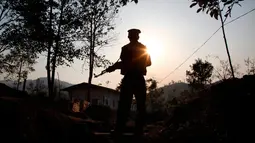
[106,66,115,73]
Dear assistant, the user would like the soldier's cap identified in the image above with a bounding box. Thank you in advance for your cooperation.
[128,29,141,35]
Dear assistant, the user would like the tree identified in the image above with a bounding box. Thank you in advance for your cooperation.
[186,58,214,90]
[244,57,255,75]
[189,0,244,79]
[0,21,43,90]
[208,55,241,81]
[214,59,241,80]
[26,78,47,96]
[8,0,82,99]
[77,0,123,102]
[0,0,18,31]
[0,0,22,73]
[3,46,37,90]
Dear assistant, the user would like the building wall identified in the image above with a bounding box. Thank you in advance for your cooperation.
[69,87,119,110]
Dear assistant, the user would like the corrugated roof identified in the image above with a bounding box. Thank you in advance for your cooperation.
[61,82,119,94]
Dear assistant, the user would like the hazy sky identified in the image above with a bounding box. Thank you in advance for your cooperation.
[6,0,255,89]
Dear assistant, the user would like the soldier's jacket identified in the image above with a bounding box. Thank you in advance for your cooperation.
[112,41,151,75]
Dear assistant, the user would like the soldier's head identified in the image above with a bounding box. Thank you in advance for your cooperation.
[128,29,141,42]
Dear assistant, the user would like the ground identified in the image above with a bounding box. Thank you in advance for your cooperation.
[0,75,253,142]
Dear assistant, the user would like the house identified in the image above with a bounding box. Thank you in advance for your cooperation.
[62,82,120,110]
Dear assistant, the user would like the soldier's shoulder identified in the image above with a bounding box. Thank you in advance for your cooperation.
[121,44,129,50]
[137,42,147,48]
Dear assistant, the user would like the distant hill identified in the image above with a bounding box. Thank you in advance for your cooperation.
[158,82,190,102]
[0,77,73,91]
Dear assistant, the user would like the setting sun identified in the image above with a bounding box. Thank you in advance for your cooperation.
[143,39,163,61]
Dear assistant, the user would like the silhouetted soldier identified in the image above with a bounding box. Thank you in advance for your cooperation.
[106,28,151,142]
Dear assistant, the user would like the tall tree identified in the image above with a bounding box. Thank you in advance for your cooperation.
[0,0,20,73]
[3,46,37,90]
[0,21,41,89]
[189,0,244,78]
[77,0,122,102]
[9,0,82,99]
[49,0,82,99]
[186,58,214,90]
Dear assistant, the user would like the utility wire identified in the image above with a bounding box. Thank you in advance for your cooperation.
[158,8,255,83]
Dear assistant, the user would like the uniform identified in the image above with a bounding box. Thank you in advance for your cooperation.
[106,29,151,141]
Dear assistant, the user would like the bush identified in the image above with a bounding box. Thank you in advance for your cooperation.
[160,75,255,143]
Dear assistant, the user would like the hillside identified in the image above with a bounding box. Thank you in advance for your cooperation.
[0,77,73,91]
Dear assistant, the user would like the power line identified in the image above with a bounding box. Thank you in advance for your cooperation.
[224,8,255,25]
[158,27,221,83]
[158,8,255,83]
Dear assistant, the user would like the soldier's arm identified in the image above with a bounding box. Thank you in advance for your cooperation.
[146,54,152,67]
[106,47,124,72]
[144,45,152,67]
[106,61,123,72]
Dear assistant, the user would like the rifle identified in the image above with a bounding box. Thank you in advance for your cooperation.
[94,58,121,78]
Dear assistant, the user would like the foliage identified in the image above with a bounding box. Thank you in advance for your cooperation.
[26,78,47,96]
[1,0,137,99]
[1,24,41,89]
[189,0,244,20]
[161,75,254,143]
[244,57,255,75]
[76,0,123,101]
[186,58,214,90]
[0,0,18,31]
[207,55,242,80]
[214,59,241,80]
[7,0,83,98]
[118,0,139,6]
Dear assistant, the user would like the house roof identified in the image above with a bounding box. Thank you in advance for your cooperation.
[61,82,119,94]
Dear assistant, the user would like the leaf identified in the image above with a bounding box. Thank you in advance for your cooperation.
[210,11,214,17]
[213,9,219,20]
[214,12,218,20]
[197,8,202,13]
[190,3,197,8]
[206,8,210,14]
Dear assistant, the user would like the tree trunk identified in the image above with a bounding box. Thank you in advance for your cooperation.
[219,5,235,78]
[50,0,65,100]
[51,51,56,100]
[57,72,61,98]
[47,0,53,99]
[87,17,95,103]
[22,78,26,92]
[87,50,94,102]
[17,59,23,90]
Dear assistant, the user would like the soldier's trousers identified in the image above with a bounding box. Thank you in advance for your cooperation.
[115,73,146,138]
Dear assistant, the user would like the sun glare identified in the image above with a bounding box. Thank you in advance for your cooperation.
[145,40,163,61]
